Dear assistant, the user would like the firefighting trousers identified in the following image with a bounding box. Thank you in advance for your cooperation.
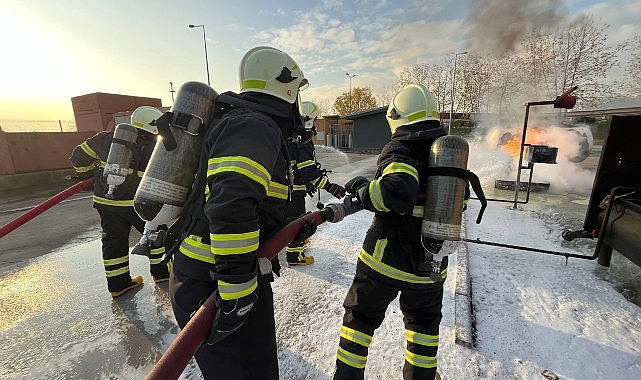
[97,208,169,292]
[169,267,278,380]
[284,191,307,261]
[333,262,444,380]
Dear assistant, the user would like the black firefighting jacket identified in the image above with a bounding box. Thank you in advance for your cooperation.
[354,121,448,289]
[69,130,155,212]
[287,139,330,195]
[172,92,297,302]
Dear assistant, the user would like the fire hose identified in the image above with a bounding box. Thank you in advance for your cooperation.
[146,196,363,380]
[0,177,95,239]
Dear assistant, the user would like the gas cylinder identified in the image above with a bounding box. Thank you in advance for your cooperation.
[132,81,218,255]
[103,123,138,199]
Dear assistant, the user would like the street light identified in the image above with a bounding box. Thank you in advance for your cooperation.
[448,51,468,134]
[189,24,210,86]
[346,72,356,113]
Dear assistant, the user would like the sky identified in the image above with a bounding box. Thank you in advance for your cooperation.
[1,0,641,121]
[2,142,640,379]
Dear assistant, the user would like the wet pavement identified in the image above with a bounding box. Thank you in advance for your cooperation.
[1,147,640,379]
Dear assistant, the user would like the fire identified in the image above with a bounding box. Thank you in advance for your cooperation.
[500,128,546,158]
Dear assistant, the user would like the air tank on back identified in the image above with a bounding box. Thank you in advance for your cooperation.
[421,135,469,280]
[103,123,138,199]
[132,81,218,256]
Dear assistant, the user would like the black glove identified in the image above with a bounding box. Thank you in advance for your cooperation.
[324,182,346,199]
[305,181,317,197]
[207,273,259,345]
[344,176,369,196]
[293,219,317,244]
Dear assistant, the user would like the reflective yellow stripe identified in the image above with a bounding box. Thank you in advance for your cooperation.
[297,160,315,169]
[314,176,328,189]
[105,266,130,277]
[293,184,307,191]
[210,230,259,255]
[93,195,134,207]
[104,256,129,266]
[407,110,427,123]
[336,347,367,369]
[179,235,215,263]
[359,249,447,284]
[80,141,99,159]
[340,326,372,348]
[382,162,419,182]
[243,79,266,89]
[406,330,439,346]
[267,181,289,200]
[368,179,389,212]
[405,349,437,368]
[73,164,95,173]
[218,277,257,300]
[412,205,424,218]
[207,156,270,192]
[148,247,165,264]
[373,238,387,261]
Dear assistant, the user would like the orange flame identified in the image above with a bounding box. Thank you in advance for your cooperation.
[500,128,546,158]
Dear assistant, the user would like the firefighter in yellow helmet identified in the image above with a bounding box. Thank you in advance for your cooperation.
[284,101,345,266]
[69,105,170,298]
[333,84,447,380]
[169,46,309,379]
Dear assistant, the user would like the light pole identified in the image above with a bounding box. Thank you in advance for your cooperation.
[189,24,210,86]
[448,51,468,134]
[346,72,356,114]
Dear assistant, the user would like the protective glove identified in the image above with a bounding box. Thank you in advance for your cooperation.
[305,181,317,197]
[344,176,369,196]
[324,182,346,199]
[292,219,317,244]
[207,273,259,345]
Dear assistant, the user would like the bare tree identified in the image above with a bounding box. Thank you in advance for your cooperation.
[312,98,336,115]
[621,36,641,96]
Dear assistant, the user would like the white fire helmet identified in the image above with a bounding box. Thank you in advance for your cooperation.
[131,106,163,134]
[301,101,320,130]
[386,83,440,134]
[239,46,308,104]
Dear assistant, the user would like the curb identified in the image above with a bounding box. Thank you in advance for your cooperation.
[454,214,475,348]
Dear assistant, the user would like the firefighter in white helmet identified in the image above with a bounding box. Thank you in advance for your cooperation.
[69,105,170,298]
[169,46,310,379]
[284,101,345,266]
[333,84,448,380]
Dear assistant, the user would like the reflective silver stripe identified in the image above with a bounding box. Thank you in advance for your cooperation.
[382,162,419,182]
[336,347,367,369]
[405,349,437,368]
[207,156,270,191]
[373,238,387,261]
[405,329,439,346]
[267,181,289,199]
[210,230,259,255]
[368,179,389,212]
[179,235,215,263]
[359,249,447,284]
[218,277,258,300]
[412,205,424,218]
[340,326,372,348]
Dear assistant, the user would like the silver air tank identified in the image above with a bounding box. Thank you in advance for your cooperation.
[421,135,469,280]
[104,123,138,199]
[132,81,218,255]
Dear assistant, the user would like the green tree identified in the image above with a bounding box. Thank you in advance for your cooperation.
[334,86,378,115]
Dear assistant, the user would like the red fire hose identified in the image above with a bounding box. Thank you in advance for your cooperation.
[147,198,361,380]
[0,177,94,239]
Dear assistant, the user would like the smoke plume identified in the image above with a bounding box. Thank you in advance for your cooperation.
[465,0,569,56]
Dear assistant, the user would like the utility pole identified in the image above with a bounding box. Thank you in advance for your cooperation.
[189,24,211,86]
[449,51,468,134]
[345,72,356,114]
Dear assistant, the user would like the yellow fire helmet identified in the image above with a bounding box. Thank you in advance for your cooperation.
[386,83,439,134]
[131,106,163,134]
[239,46,308,104]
